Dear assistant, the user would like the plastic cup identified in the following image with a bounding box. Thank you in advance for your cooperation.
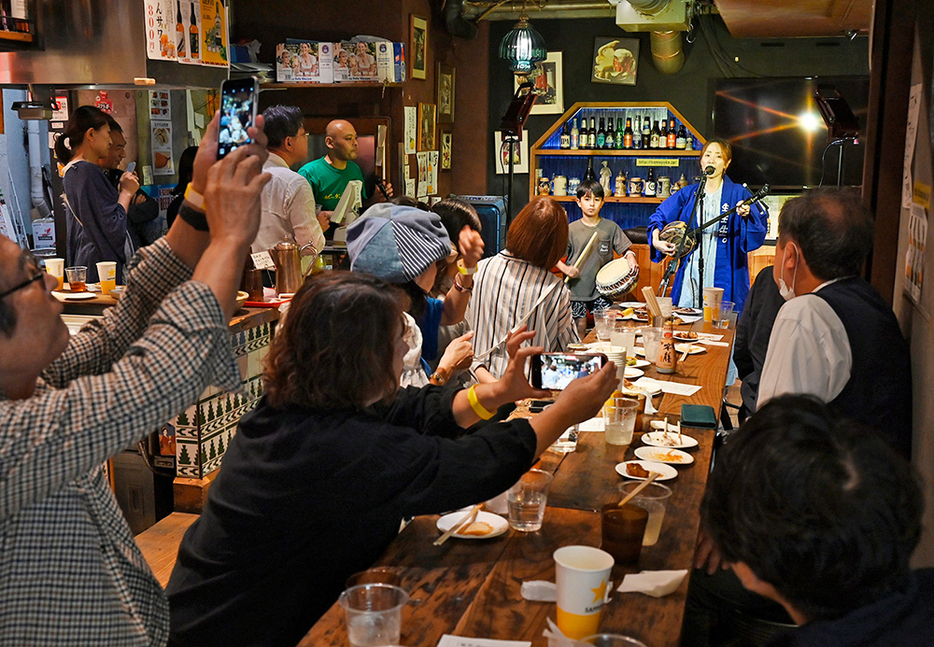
[45,257,64,290]
[641,328,662,365]
[601,504,648,567]
[581,634,649,647]
[507,468,553,532]
[96,261,117,295]
[338,583,408,647]
[65,266,87,292]
[550,424,579,454]
[716,301,734,329]
[554,545,615,640]
[618,481,673,546]
[604,397,639,446]
[656,296,672,319]
[593,309,613,341]
[703,287,724,322]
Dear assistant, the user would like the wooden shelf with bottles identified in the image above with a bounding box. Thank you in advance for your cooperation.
[261,82,402,89]
[548,195,665,204]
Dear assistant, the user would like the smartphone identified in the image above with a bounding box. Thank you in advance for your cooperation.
[529,399,554,413]
[531,353,607,391]
[125,161,136,174]
[217,76,259,159]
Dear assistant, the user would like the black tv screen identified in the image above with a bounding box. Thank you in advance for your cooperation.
[712,76,870,191]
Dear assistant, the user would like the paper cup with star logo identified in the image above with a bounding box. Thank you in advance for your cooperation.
[554,545,615,639]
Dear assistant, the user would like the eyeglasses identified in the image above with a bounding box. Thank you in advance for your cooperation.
[0,250,44,300]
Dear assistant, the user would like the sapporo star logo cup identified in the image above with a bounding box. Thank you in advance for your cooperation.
[553,545,615,639]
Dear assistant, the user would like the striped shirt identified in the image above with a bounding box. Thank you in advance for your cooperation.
[0,238,240,645]
[466,251,580,379]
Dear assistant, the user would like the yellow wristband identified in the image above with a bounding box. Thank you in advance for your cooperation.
[184,185,205,211]
[457,262,478,275]
[467,384,496,420]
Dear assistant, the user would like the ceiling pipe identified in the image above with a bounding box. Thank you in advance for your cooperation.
[650,29,685,73]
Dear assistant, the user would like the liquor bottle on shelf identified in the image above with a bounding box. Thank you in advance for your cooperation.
[596,117,606,149]
[633,116,642,150]
[588,117,597,150]
[650,120,661,149]
[583,156,597,184]
[190,3,200,58]
[176,0,187,58]
[644,168,657,197]
[667,119,677,149]
[570,118,579,150]
[623,118,634,149]
[676,123,687,149]
[605,117,615,149]
[560,122,570,149]
[642,116,651,148]
[616,115,625,150]
[659,120,668,149]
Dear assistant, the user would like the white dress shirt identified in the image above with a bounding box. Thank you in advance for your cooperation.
[253,152,325,255]
[757,279,852,409]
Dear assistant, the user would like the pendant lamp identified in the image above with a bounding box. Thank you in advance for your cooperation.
[498,13,547,76]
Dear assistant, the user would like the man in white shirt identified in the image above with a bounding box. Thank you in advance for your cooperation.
[756,188,911,457]
[252,105,327,260]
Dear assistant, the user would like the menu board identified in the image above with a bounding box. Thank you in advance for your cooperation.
[143,0,223,67]
[144,0,177,61]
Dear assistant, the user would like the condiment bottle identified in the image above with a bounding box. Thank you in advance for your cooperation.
[656,318,677,374]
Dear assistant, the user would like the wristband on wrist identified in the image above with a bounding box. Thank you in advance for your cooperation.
[184,185,205,211]
[453,275,473,293]
[429,366,451,385]
[457,261,478,275]
[179,203,210,232]
[467,384,496,420]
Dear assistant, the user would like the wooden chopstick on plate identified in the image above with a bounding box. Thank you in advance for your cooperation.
[433,504,482,546]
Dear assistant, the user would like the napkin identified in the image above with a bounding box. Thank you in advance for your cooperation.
[578,417,605,432]
[520,580,557,602]
[438,636,530,647]
[616,570,688,597]
[543,618,578,647]
[698,339,729,347]
[633,377,702,397]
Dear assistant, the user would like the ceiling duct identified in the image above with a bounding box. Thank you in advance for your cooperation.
[615,0,693,74]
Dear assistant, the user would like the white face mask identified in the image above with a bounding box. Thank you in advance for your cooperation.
[777,242,798,301]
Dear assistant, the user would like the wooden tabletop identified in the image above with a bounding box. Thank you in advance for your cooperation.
[299,318,733,647]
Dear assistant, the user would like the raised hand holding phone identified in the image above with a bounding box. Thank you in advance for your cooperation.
[217,76,260,159]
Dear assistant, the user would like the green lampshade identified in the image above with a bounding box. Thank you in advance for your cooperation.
[498,14,547,75]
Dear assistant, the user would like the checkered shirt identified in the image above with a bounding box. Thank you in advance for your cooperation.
[0,238,240,645]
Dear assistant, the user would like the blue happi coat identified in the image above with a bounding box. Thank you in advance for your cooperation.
[646,176,767,314]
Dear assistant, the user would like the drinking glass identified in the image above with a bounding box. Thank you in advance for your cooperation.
[338,584,408,647]
[716,301,734,329]
[506,468,553,531]
[65,266,87,292]
[550,424,579,454]
[641,328,662,364]
[604,398,639,446]
[618,481,673,546]
[593,309,613,341]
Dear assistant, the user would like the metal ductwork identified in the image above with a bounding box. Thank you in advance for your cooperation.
[443,0,479,39]
[615,0,692,74]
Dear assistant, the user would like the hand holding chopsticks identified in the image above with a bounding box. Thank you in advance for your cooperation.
[433,504,482,546]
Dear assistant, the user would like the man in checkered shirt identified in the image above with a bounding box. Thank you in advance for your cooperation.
[0,112,271,645]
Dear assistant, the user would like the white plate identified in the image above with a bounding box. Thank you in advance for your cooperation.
[674,343,706,355]
[634,446,695,465]
[622,381,662,397]
[615,460,678,481]
[628,358,651,369]
[673,334,700,343]
[633,346,645,356]
[436,510,509,540]
[674,307,702,316]
[624,367,644,379]
[52,291,96,301]
[642,431,699,449]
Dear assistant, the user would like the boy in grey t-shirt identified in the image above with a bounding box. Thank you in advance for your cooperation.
[557,180,636,337]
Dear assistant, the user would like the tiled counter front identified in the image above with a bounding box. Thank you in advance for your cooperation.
[174,309,278,479]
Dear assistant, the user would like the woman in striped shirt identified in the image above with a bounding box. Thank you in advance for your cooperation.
[467,197,580,379]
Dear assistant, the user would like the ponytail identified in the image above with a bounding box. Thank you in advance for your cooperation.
[54,105,109,164]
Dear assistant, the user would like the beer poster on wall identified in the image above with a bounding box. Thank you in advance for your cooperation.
[177,0,202,65]
[198,0,229,67]
[144,0,178,61]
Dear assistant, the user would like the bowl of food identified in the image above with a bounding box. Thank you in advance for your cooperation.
[235,291,249,310]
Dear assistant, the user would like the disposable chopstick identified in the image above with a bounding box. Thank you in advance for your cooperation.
[641,286,662,319]
[565,231,600,284]
[433,504,482,546]
[617,471,661,508]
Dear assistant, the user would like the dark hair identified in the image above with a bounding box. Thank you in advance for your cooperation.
[172,147,199,196]
[105,114,123,135]
[389,195,430,211]
[777,187,874,280]
[263,271,404,410]
[701,138,733,164]
[262,105,304,150]
[702,395,923,622]
[576,179,604,200]
[506,196,569,269]
[54,106,110,164]
[431,198,482,248]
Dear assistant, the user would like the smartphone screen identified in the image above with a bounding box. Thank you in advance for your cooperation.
[217,77,259,158]
[531,353,607,391]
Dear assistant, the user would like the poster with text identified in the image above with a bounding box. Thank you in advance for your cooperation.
[151,121,175,176]
[177,0,202,65]
[144,0,178,61]
[404,106,417,154]
[198,0,229,67]
[427,151,439,195]
[416,152,428,197]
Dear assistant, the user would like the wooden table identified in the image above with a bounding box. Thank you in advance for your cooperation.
[300,318,733,647]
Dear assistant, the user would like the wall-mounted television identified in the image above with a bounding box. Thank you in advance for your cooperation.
[712,76,870,191]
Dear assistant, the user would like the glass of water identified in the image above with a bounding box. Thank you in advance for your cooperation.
[593,309,613,341]
[604,397,640,446]
[507,468,553,532]
[339,583,409,647]
[550,424,579,454]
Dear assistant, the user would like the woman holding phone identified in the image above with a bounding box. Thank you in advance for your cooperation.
[57,105,140,283]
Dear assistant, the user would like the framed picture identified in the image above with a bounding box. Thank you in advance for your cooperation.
[494,130,529,174]
[516,51,564,115]
[410,15,428,80]
[417,102,436,151]
[591,37,639,86]
[441,132,452,170]
[436,62,455,124]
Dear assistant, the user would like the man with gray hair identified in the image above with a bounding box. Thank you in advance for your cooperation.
[757,187,911,457]
[252,105,326,258]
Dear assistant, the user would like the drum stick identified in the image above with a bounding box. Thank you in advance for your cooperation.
[565,231,600,283]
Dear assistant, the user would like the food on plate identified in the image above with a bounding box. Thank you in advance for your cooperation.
[678,331,699,339]
[626,357,637,367]
[459,521,493,536]
[626,462,650,478]
[154,152,170,168]
[655,450,688,463]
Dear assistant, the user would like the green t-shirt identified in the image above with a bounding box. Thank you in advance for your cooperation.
[297,157,368,211]
[566,217,632,301]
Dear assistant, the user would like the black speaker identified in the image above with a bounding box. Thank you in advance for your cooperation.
[453,195,507,258]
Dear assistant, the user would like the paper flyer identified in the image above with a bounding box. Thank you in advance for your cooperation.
[905,202,927,303]
[144,0,177,61]
[404,106,417,154]
[198,0,229,67]
[177,0,201,65]
[416,152,428,197]
[149,90,171,120]
[151,121,175,176]
[427,150,439,195]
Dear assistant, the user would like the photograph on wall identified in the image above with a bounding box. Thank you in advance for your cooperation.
[520,51,564,114]
[437,62,455,124]
[591,37,639,86]
[410,15,428,80]
[494,130,529,174]
[441,132,452,170]
[417,103,436,151]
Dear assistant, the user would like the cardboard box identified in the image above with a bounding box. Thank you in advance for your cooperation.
[332,41,380,82]
[277,41,333,83]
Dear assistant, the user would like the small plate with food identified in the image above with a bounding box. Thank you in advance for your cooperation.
[615,460,678,481]
[622,378,662,397]
[634,446,695,465]
[674,307,702,316]
[674,343,706,355]
[436,510,509,540]
[642,430,698,449]
[673,331,699,342]
[627,358,651,369]
[624,367,644,379]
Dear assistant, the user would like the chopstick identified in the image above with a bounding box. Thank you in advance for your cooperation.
[617,471,661,507]
[433,504,482,546]
[641,286,662,320]
[680,345,691,362]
